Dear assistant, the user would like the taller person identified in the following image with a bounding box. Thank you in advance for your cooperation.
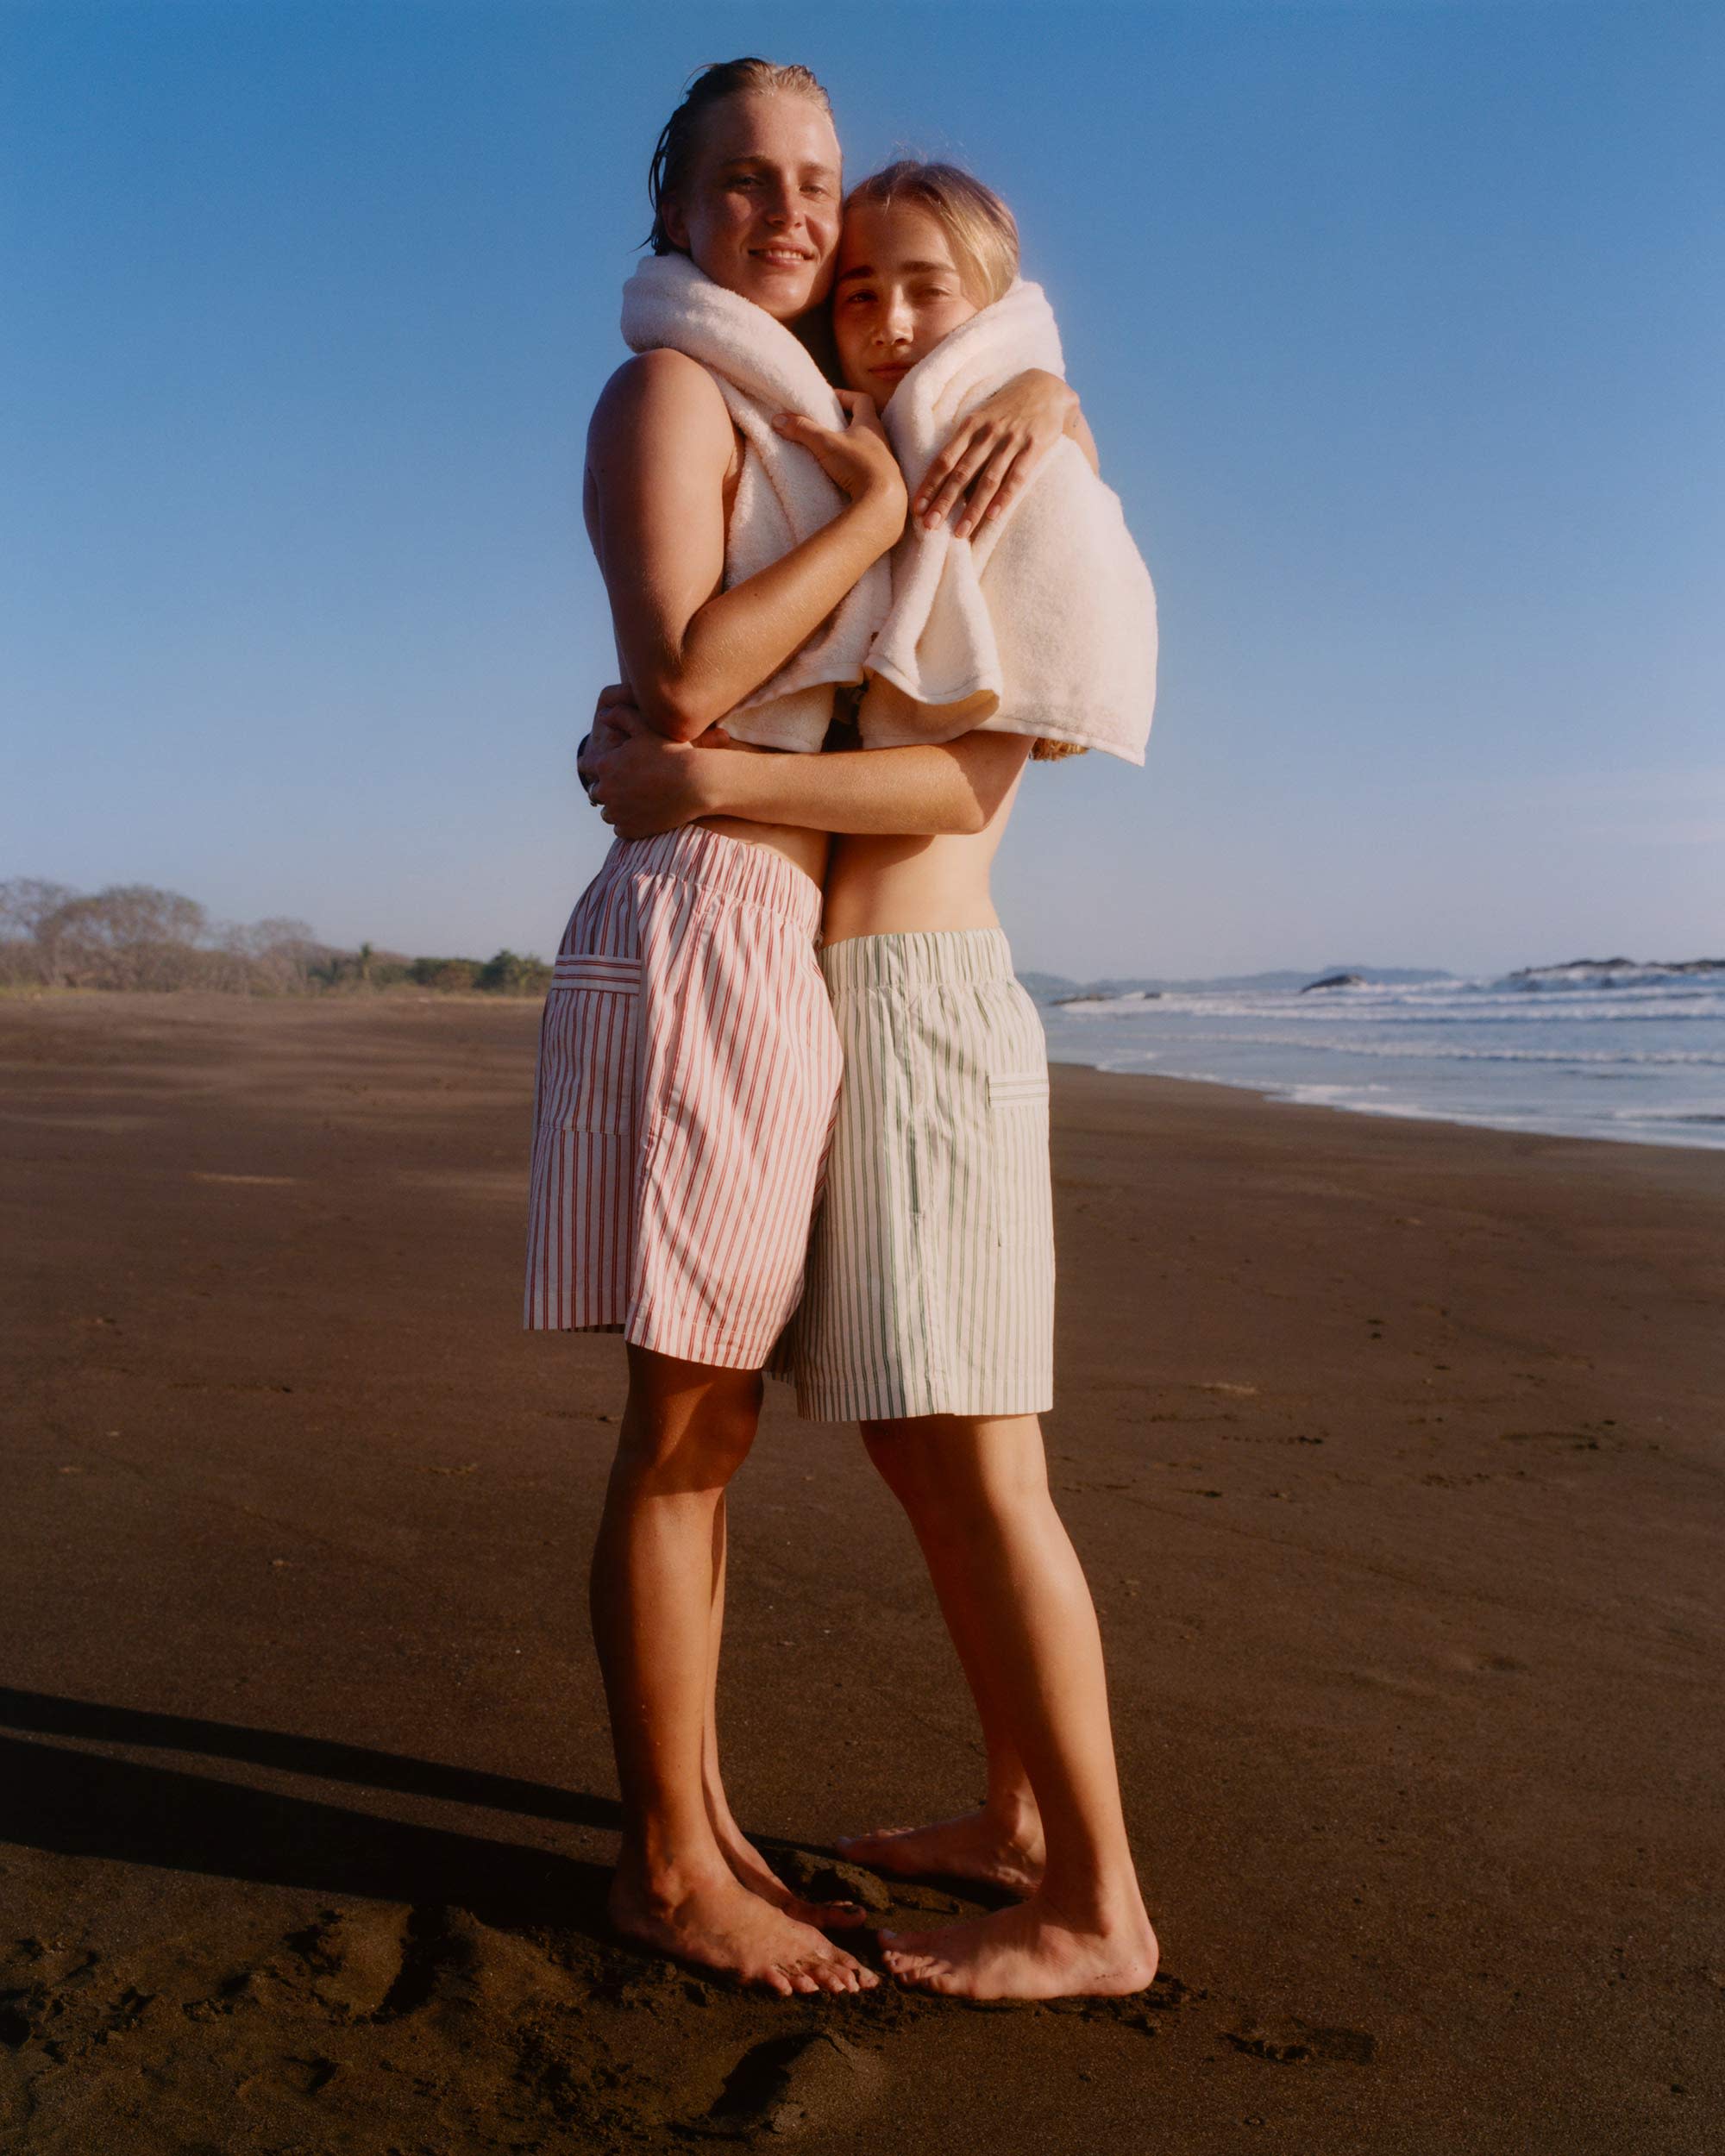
[525,60,1082,1996]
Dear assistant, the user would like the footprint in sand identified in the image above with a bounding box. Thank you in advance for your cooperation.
[285,1904,412,2021]
[695,2030,885,2140]
[1225,2016,1377,2065]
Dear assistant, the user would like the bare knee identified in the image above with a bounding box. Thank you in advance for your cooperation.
[616,1357,762,1491]
[864,1415,1051,1536]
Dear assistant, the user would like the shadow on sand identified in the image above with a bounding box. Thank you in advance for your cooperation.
[0,1686,618,1940]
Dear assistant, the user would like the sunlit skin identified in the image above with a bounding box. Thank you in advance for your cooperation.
[586,186,1158,2002]
[823,211,1155,1999]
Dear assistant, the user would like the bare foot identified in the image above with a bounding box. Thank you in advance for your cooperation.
[712,1819,871,1932]
[879,1896,1157,2002]
[837,1808,1046,1898]
[609,1870,880,1996]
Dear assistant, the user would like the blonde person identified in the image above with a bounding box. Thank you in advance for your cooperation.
[530,64,1084,1997]
[588,162,1158,2001]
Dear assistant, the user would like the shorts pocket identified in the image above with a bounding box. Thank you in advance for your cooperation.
[987,1072,1050,1112]
[540,956,643,1135]
[987,1068,1051,1247]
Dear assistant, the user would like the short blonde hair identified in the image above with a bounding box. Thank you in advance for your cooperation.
[844,160,1019,306]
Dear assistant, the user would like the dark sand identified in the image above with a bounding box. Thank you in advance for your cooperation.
[2,991,1722,2154]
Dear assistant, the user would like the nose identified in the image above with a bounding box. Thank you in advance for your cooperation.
[877,291,914,346]
[760,179,801,228]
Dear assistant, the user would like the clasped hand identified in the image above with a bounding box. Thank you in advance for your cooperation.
[582,688,721,840]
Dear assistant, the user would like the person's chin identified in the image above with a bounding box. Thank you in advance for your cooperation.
[738,253,821,315]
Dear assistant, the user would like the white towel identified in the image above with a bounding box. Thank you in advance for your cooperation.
[620,253,891,753]
[858,281,1157,766]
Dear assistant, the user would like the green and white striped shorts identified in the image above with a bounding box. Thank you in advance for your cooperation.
[783,928,1055,1423]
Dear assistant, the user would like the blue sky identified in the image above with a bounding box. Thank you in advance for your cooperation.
[3,2,1720,979]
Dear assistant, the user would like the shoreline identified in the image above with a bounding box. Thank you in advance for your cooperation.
[1046,1050,1725,1154]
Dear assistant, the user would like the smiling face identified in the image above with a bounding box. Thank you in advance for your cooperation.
[659,90,844,322]
[831,201,983,404]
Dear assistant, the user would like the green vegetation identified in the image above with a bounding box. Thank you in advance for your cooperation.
[0,879,550,998]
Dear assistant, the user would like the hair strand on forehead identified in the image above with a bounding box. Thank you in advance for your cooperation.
[647,58,836,255]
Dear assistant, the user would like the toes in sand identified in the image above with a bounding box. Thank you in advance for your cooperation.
[609,1873,879,1996]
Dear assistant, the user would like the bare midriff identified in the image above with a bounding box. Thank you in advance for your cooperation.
[819,767,1026,945]
[691,736,830,887]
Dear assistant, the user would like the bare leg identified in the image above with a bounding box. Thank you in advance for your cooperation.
[590,1344,875,1995]
[861,1413,1157,2001]
[699,1491,868,1928]
[836,1421,1045,1896]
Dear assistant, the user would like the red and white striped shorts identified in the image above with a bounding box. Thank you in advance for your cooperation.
[523,826,842,1369]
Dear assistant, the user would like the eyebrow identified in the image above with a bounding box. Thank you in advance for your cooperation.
[721,156,839,179]
[835,259,957,285]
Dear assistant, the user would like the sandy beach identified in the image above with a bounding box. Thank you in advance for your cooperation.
[3,989,1721,2154]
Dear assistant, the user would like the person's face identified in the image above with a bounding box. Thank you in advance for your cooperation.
[661,91,843,321]
[831,202,982,405]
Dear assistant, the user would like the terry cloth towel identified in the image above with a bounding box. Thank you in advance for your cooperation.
[858,279,1157,765]
[620,253,892,753]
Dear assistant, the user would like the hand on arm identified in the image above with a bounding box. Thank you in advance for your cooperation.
[914,369,1085,539]
[577,682,637,801]
[588,700,1032,841]
[587,354,906,741]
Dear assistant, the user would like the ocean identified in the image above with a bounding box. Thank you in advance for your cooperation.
[1032,963,1725,1152]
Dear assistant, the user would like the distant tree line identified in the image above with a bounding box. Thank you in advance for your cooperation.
[0,880,551,998]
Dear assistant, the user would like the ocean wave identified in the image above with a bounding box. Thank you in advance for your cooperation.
[1070,1056,1725,1150]
[1046,989,1725,1025]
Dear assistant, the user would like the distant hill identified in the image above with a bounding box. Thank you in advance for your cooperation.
[1025,965,1458,1000]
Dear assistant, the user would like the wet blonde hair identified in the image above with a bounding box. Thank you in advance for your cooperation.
[647,59,836,256]
[846,161,1084,762]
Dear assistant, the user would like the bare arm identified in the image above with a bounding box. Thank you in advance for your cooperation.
[590,711,1032,839]
[587,350,906,741]
[916,369,1090,537]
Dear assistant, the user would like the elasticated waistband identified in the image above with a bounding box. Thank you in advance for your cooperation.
[819,927,1016,994]
[605,826,821,932]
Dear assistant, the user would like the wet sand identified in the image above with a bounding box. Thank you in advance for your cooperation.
[3,990,1722,2154]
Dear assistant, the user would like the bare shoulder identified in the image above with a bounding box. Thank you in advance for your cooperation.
[588,348,731,460]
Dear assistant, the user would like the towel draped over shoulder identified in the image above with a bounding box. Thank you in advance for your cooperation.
[858,279,1157,766]
[619,252,890,753]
